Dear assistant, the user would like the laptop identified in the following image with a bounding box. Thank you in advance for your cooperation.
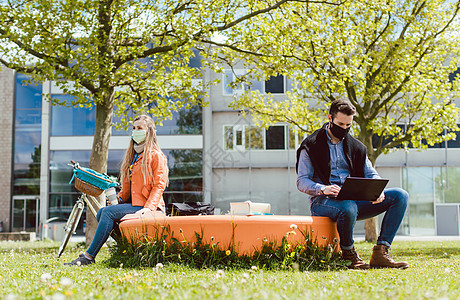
[336,177,389,201]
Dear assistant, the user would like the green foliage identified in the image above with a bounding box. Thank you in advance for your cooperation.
[106,224,346,271]
[0,0,303,125]
[225,0,460,163]
[0,0,302,174]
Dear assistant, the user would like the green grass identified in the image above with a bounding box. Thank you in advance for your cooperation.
[1,240,459,299]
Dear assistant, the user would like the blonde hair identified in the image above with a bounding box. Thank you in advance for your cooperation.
[120,115,169,186]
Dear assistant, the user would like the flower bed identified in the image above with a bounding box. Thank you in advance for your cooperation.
[111,215,344,271]
[119,215,339,255]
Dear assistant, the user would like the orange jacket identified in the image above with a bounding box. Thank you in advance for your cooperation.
[118,149,167,212]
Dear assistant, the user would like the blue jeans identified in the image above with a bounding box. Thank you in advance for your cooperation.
[86,204,143,258]
[310,187,409,250]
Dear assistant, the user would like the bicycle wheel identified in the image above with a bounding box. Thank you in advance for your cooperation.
[58,199,84,258]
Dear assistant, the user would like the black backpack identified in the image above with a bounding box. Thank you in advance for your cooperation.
[166,202,215,216]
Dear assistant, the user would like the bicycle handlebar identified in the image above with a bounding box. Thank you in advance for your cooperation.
[68,160,79,169]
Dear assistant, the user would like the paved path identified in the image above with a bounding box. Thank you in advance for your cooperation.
[355,235,460,242]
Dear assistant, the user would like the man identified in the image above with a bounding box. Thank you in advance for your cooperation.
[296,99,409,269]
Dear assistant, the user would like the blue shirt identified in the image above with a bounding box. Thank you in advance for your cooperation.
[296,130,380,199]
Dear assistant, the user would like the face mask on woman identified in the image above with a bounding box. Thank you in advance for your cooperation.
[132,130,147,144]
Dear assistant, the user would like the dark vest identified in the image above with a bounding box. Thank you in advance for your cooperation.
[296,123,367,185]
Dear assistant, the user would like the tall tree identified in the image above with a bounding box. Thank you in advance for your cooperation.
[224,0,460,241]
[0,0,320,243]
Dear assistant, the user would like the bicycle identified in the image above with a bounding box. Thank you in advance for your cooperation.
[57,160,118,258]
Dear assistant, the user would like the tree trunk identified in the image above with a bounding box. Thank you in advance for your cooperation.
[364,218,378,242]
[357,124,379,243]
[85,92,114,245]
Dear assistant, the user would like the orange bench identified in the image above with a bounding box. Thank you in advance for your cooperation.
[120,215,339,255]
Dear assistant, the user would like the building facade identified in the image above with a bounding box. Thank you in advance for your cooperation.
[1,66,460,236]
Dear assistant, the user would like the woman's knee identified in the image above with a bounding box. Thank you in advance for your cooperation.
[96,207,104,222]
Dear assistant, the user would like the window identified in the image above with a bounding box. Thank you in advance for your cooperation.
[222,69,285,95]
[50,94,202,136]
[245,126,264,150]
[371,124,460,149]
[265,75,285,94]
[266,126,285,149]
[449,67,460,83]
[224,125,304,150]
[288,126,307,149]
[14,73,42,196]
[224,126,234,150]
[50,95,96,136]
[223,70,263,95]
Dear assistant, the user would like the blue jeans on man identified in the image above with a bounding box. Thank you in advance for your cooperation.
[310,187,409,250]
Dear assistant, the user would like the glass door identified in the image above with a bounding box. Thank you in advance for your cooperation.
[12,196,39,232]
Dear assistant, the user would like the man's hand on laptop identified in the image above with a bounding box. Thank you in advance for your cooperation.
[371,191,385,204]
[322,185,340,197]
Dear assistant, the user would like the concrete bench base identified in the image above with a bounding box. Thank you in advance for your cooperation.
[120,215,339,255]
[0,232,36,241]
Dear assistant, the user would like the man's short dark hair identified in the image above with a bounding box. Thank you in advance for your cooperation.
[329,99,356,119]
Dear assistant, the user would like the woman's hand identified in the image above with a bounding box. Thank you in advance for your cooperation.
[135,207,152,215]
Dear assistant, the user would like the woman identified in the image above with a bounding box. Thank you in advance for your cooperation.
[65,115,169,266]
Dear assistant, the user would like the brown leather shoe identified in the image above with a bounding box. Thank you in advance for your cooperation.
[342,247,370,270]
[370,245,409,269]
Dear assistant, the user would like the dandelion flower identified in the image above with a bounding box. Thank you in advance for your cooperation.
[242,272,250,279]
[292,263,300,271]
[226,250,231,256]
[179,228,183,233]
[40,273,52,282]
[216,270,225,278]
[51,292,65,300]
[251,266,258,271]
[290,224,297,230]
[156,263,164,269]
[211,236,215,241]
[59,277,72,288]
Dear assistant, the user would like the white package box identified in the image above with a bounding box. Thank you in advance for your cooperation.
[230,201,271,215]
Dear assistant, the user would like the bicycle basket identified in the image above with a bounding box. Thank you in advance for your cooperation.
[69,165,118,196]
[74,177,104,197]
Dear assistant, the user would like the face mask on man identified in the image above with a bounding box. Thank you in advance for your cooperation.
[329,121,350,140]
[132,129,147,144]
